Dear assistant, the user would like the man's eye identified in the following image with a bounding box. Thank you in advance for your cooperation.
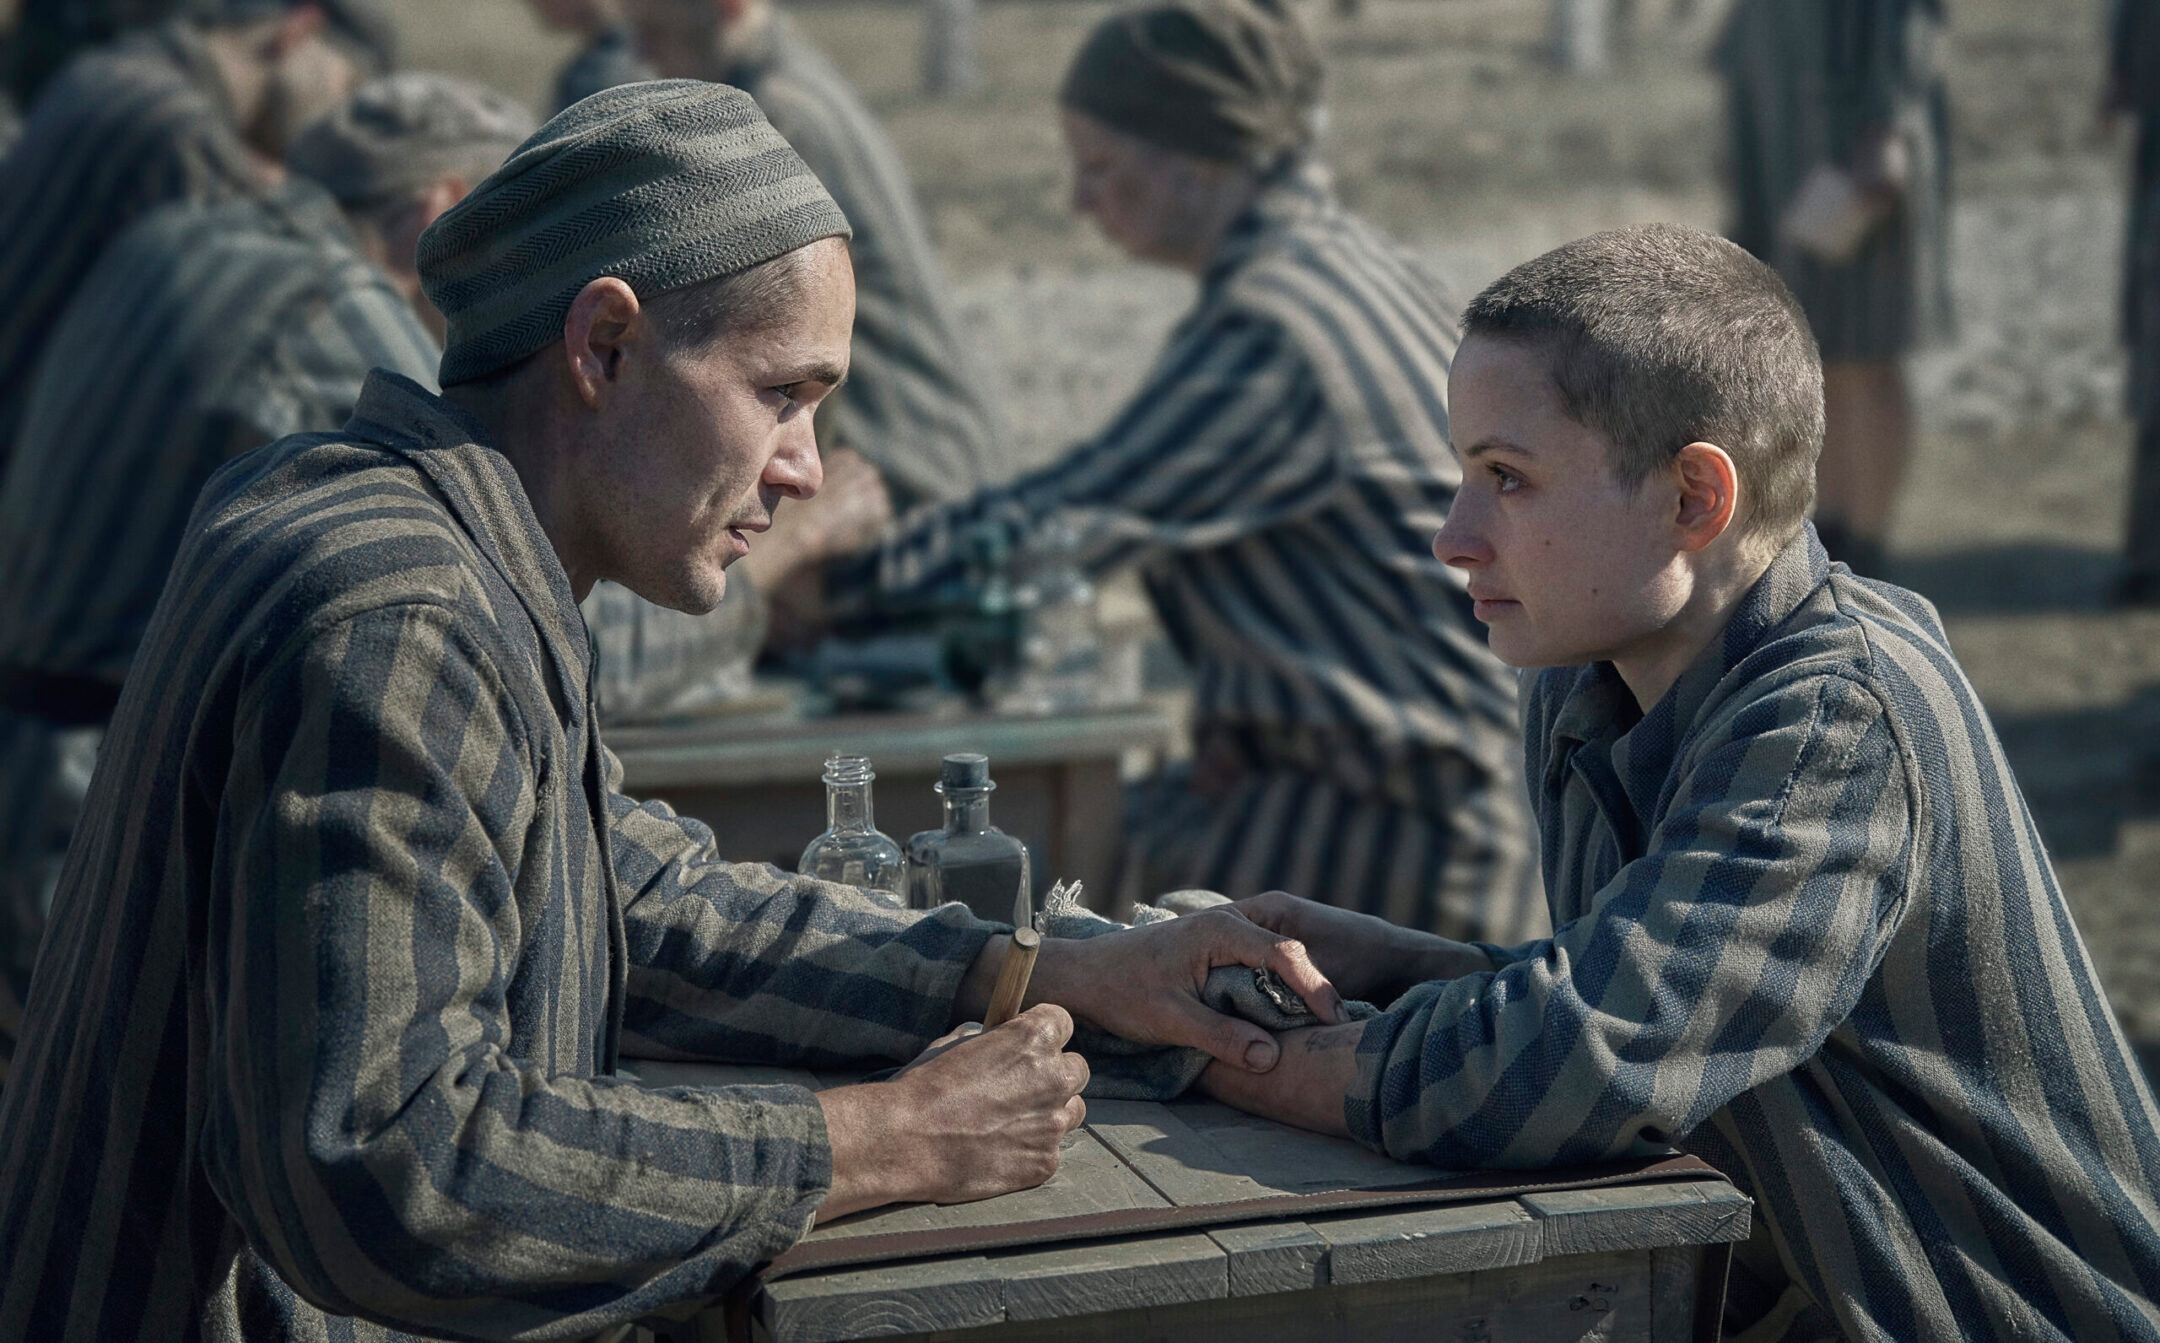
[1490,465,1522,492]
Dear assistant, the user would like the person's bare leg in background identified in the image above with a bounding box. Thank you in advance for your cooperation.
[1816,360,1909,576]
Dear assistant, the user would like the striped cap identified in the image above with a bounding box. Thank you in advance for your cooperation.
[418,80,853,386]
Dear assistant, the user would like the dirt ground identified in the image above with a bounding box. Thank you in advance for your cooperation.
[395,0,2160,1054]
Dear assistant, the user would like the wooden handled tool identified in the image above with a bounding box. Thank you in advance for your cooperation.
[983,927,1041,1028]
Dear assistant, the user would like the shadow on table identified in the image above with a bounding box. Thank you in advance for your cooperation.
[1884,543,2121,615]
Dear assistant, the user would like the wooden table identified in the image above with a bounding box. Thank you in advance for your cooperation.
[607,706,1179,904]
[627,1061,1751,1343]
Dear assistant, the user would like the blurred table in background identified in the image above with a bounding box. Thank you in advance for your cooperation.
[607,704,1179,905]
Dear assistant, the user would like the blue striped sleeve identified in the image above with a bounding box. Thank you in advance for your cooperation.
[1350,669,1914,1168]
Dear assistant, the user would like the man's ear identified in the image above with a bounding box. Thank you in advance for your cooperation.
[1671,441,1739,553]
[562,277,647,410]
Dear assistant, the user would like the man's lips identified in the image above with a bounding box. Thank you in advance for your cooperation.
[1469,592,1520,619]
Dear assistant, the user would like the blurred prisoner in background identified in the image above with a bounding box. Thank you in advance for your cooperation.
[836,0,1544,945]
[1716,0,1951,578]
[522,0,653,116]
[0,0,394,473]
[580,0,1002,725]
[2,0,175,111]
[0,73,531,1088]
[2113,0,2160,606]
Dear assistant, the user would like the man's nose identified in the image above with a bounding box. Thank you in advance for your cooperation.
[767,424,824,500]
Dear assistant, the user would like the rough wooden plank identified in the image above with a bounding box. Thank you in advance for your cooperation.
[995,1233,1226,1322]
[1520,1180,1752,1258]
[896,1248,1663,1343]
[1648,1244,1703,1342]
[1208,1221,1329,1297]
[1086,1098,1435,1207]
[759,1256,1003,1342]
[804,1129,1167,1244]
[1315,1198,1543,1285]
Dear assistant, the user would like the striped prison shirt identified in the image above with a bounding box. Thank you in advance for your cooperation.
[0,19,264,472]
[0,183,440,1092]
[1714,0,1953,362]
[839,163,1544,946]
[1349,529,2160,1342]
[725,12,1003,511]
[0,371,998,1342]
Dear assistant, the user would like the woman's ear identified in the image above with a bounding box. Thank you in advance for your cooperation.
[1672,441,1739,553]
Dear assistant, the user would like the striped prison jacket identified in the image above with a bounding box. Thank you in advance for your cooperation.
[1349,529,2160,1342]
[0,18,264,472]
[0,184,440,1091]
[0,371,998,1342]
[1714,0,1953,362]
[839,163,1543,945]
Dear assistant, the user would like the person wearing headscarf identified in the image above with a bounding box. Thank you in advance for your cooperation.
[1715,0,1952,577]
[523,0,655,115]
[0,80,1347,1341]
[2112,0,2160,605]
[834,0,1544,947]
[0,72,531,1093]
[0,0,393,475]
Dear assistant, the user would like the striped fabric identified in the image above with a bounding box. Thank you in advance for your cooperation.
[1350,529,2160,1342]
[549,22,654,115]
[0,20,262,471]
[726,13,1003,509]
[843,164,1543,945]
[0,371,996,1341]
[1715,0,1953,363]
[583,576,768,723]
[0,185,440,1091]
[0,94,18,154]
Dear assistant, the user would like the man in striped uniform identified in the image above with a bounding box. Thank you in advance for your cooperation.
[522,0,655,116]
[1207,225,2160,1341]
[0,73,533,1091]
[0,0,388,472]
[0,81,1343,1339]
[2112,0,2160,606]
[834,0,1542,946]
[1715,0,1951,578]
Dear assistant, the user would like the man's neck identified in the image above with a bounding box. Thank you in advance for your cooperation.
[441,380,601,601]
[1610,543,1775,714]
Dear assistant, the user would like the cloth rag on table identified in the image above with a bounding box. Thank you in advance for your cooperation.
[1038,886,1376,1099]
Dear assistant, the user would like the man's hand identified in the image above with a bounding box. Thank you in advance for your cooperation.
[1198,1021,1362,1138]
[816,1005,1088,1223]
[989,907,1347,1075]
[1233,891,1495,1004]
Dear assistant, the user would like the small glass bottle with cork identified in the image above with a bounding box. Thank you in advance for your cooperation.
[906,753,1031,926]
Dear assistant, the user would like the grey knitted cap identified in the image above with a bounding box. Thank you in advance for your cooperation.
[287,73,537,208]
[418,80,853,386]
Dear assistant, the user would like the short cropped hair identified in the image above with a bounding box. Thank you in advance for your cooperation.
[1460,223,1824,546]
[643,243,823,353]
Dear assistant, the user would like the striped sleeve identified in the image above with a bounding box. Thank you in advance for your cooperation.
[200,600,833,1336]
[858,312,1333,599]
[1349,670,1914,1167]
[606,750,997,1068]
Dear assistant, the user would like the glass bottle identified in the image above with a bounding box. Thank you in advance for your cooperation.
[1005,513,1101,715]
[905,753,1031,925]
[799,755,906,901]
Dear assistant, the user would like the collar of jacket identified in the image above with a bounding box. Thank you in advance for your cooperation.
[150,18,243,133]
[1201,157,1334,293]
[1543,523,1833,848]
[340,370,594,712]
